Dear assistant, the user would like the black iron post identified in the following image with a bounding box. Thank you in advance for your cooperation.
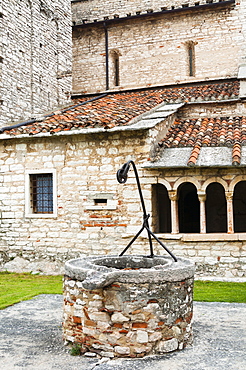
[117,160,177,261]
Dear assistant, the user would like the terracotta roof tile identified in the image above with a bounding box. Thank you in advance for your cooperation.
[158,116,246,166]
[1,80,239,137]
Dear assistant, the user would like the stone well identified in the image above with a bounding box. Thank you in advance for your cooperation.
[63,255,195,358]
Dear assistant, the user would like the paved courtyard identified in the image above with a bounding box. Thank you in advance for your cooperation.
[0,294,245,370]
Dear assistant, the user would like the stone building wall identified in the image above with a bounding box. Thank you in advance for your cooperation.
[178,100,246,120]
[0,125,245,277]
[0,130,151,274]
[0,0,72,127]
[72,1,245,94]
[71,0,233,24]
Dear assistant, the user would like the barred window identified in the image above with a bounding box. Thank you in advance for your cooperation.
[30,174,53,213]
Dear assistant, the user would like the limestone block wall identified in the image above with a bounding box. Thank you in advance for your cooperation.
[72,3,244,94]
[0,0,72,127]
[178,101,246,120]
[0,130,151,274]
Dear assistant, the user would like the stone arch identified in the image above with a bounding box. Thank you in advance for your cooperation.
[178,182,200,233]
[173,177,200,192]
[233,180,246,232]
[157,178,172,191]
[152,183,171,233]
[201,177,229,193]
[229,175,246,192]
[205,182,227,233]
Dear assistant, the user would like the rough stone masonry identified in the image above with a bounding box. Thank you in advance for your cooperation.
[63,255,194,358]
[0,0,72,127]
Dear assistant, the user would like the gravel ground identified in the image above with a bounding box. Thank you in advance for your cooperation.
[0,294,245,370]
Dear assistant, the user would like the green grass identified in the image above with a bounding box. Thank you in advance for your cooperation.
[0,272,63,310]
[194,280,246,303]
[0,273,245,309]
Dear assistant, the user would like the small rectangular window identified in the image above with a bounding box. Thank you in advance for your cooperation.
[94,198,107,206]
[85,192,117,210]
[30,174,53,213]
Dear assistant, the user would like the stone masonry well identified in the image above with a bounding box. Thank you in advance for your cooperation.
[63,255,195,358]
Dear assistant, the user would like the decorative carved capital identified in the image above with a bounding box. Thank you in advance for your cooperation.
[168,190,178,201]
[198,192,206,202]
[225,191,233,201]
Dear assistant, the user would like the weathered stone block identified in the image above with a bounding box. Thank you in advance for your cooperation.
[136,330,148,344]
[111,312,130,323]
[157,338,179,353]
[115,346,131,355]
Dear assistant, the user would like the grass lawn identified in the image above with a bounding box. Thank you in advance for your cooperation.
[193,280,246,303]
[0,272,245,309]
[0,272,63,310]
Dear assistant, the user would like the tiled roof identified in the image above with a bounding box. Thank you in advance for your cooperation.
[1,80,239,137]
[157,116,246,166]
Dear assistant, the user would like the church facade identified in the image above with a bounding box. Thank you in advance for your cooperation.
[0,1,246,277]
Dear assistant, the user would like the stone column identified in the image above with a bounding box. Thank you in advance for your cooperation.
[225,191,234,233]
[198,193,206,233]
[168,191,179,234]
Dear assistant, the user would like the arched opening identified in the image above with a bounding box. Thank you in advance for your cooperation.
[233,181,246,232]
[205,182,227,233]
[112,52,120,86]
[187,41,195,77]
[152,184,171,233]
[178,182,200,233]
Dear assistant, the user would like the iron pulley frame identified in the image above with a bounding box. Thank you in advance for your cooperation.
[117,160,177,262]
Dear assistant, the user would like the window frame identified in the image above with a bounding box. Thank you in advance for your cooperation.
[25,169,57,218]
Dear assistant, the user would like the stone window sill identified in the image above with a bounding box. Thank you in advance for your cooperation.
[155,233,246,242]
[25,213,57,219]
[85,206,117,210]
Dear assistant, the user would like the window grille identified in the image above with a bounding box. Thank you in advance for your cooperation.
[30,174,53,213]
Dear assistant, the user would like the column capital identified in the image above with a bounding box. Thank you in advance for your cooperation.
[225,191,233,201]
[198,193,206,202]
[168,190,178,201]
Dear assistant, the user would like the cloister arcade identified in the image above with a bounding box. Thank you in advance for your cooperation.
[152,177,246,234]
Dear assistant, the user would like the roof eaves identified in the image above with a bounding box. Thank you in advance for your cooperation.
[0,94,107,136]
[73,1,235,28]
[72,77,238,100]
[143,163,246,169]
[0,102,185,141]
[0,124,160,141]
